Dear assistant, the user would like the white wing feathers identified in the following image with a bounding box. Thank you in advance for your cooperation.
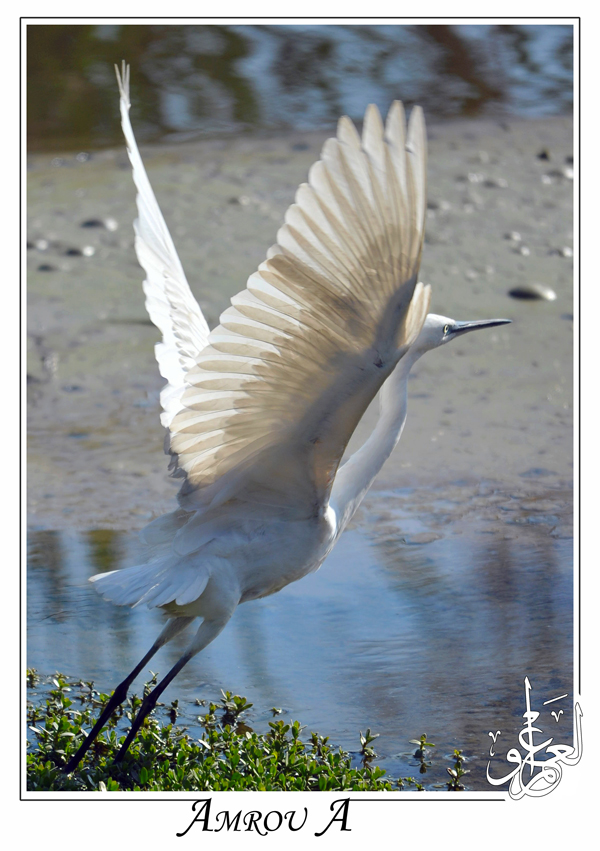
[119,61,429,520]
[167,101,429,516]
[115,63,210,428]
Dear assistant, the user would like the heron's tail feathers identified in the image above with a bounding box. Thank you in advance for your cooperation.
[90,553,210,609]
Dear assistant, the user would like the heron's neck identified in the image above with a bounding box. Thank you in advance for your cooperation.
[329,348,419,535]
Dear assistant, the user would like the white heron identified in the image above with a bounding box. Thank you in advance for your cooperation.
[64,64,510,772]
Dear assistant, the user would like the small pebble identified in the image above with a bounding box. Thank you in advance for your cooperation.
[51,157,65,168]
[560,246,573,258]
[82,245,96,257]
[76,152,91,162]
[541,174,553,185]
[537,149,550,160]
[81,217,118,230]
[403,532,442,545]
[37,263,56,272]
[509,283,557,301]
[484,177,508,188]
[43,352,59,374]
[467,172,484,183]
[65,247,83,256]
[506,231,521,242]
[562,166,574,180]
[519,245,531,256]
[34,238,49,250]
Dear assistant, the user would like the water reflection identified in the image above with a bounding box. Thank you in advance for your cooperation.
[27,492,572,790]
[27,23,573,152]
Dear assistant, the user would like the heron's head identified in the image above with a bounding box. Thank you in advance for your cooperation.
[410,313,512,357]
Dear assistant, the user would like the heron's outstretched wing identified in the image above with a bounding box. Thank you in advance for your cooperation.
[167,100,430,517]
[115,63,210,428]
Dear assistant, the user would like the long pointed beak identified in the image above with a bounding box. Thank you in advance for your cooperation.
[449,318,511,338]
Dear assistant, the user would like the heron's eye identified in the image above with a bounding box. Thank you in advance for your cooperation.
[443,324,450,335]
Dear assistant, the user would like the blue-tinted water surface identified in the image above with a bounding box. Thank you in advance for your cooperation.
[27,490,573,790]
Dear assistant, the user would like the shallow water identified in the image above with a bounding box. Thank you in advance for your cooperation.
[27,485,572,791]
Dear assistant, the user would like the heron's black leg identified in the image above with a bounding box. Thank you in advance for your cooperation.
[114,652,192,762]
[63,616,194,773]
[114,615,231,763]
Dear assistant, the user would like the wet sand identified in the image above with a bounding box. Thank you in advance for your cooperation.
[27,114,573,531]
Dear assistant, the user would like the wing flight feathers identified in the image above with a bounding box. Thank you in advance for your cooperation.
[115,63,210,428]
[162,99,428,515]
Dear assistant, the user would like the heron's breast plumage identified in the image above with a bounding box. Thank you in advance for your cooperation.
[234,507,337,603]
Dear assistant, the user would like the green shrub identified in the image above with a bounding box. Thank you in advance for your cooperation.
[26,672,431,792]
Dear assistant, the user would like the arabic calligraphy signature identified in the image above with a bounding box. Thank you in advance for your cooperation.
[488,730,501,757]
[487,677,583,800]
